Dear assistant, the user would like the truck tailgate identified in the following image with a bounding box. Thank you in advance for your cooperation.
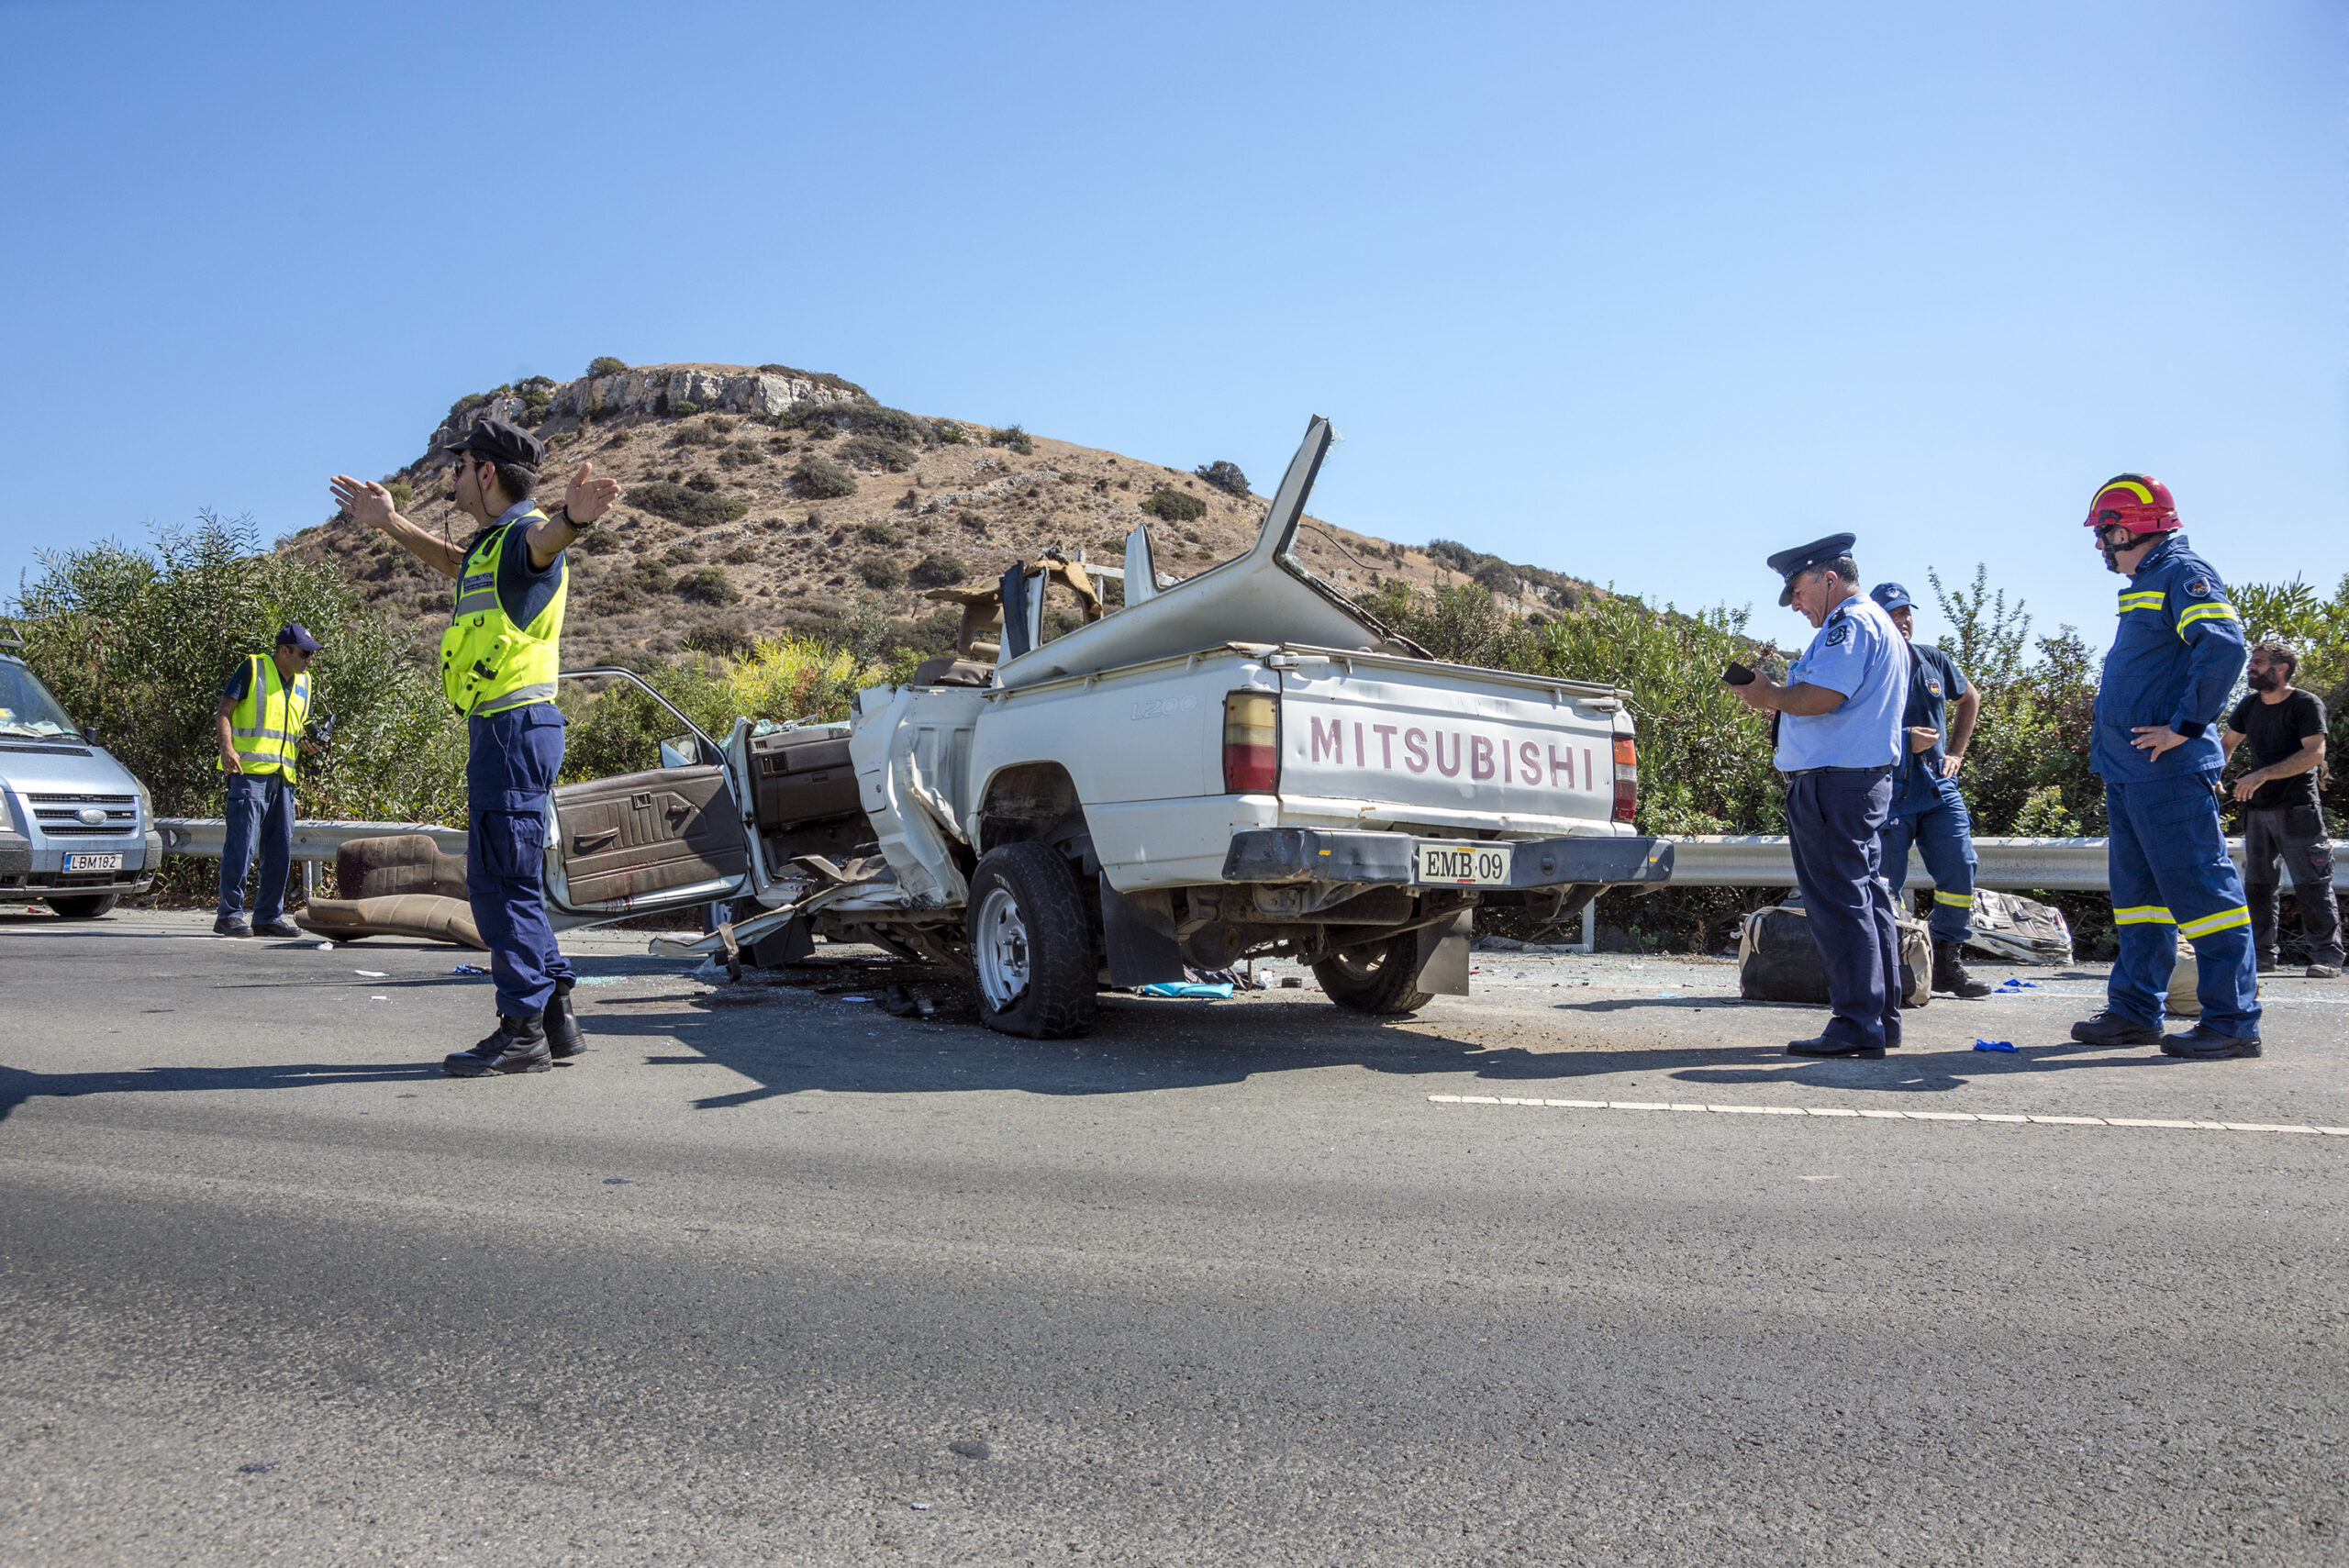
[1275,650,1628,837]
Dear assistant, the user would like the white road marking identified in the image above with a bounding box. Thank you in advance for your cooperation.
[1427,1094,2349,1137]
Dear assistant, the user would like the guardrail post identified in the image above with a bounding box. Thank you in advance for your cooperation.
[1574,895,1598,954]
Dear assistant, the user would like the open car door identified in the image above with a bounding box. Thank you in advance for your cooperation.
[544,668,751,926]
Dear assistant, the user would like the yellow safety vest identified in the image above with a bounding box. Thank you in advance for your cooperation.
[440,515,568,717]
[226,653,309,782]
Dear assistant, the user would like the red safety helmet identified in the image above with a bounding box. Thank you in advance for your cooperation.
[2082,473,2180,534]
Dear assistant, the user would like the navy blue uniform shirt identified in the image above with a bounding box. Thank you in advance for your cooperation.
[2089,533,2245,783]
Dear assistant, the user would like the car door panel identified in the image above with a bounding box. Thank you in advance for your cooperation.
[549,762,747,915]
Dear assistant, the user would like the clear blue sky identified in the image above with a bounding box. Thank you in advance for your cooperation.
[1,0,2339,651]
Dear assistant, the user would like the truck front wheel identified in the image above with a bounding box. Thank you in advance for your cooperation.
[967,842,1097,1040]
[1313,932,1433,1015]
[44,895,118,919]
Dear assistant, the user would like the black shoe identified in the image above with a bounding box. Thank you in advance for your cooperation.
[213,915,251,938]
[1787,1036,1887,1060]
[2069,1011,2162,1047]
[445,1015,552,1077]
[2161,1024,2261,1060]
[545,977,584,1060]
[2256,958,2279,974]
[254,917,303,940]
[1932,940,1994,999]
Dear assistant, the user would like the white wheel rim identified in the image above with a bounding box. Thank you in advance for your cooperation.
[1330,945,1386,981]
[974,885,1031,1008]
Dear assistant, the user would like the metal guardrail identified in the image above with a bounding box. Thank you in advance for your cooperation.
[1664,834,2348,894]
[157,819,468,860]
[155,820,2345,895]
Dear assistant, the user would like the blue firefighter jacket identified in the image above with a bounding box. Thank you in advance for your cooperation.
[2088,532,2245,784]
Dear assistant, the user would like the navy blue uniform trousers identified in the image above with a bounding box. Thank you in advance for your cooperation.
[217,773,295,923]
[467,704,574,1019]
[2105,773,2260,1038]
[1880,777,1978,944]
[1787,768,1902,1050]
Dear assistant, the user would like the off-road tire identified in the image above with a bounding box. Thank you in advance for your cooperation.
[1313,930,1433,1015]
[967,841,1097,1040]
[44,895,118,919]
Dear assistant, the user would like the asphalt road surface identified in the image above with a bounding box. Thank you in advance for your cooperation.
[3,908,2344,1565]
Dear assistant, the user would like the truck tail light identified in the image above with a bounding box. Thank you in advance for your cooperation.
[1611,736,1638,824]
[1223,691,1280,795]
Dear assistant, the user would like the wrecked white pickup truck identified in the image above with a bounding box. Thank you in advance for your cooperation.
[544,417,1672,1037]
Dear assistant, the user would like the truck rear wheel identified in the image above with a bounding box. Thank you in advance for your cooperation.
[967,842,1097,1040]
[44,895,118,919]
[1313,932,1433,1015]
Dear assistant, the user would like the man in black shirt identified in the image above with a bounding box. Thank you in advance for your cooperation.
[2224,641,2339,978]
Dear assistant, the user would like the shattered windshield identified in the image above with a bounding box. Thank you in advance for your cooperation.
[0,661,83,739]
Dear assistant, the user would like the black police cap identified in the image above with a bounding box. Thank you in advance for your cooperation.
[443,417,543,471]
[1765,532,1857,606]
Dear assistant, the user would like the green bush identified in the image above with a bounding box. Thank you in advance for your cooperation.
[630,482,748,528]
[859,520,900,546]
[840,432,918,473]
[989,424,1035,455]
[859,558,908,590]
[1195,460,1249,497]
[684,473,721,494]
[677,567,740,606]
[792,458,859,499]
[671,421,727,448]
[634,559,673,592]
[933,420,970,445]
[386,479,413,511]
[13,509,466,825]
[673,399,702,417]
[908,553,969,588]
[586,356,628,378]
[1143,487,1207,523]
[722,542,760,565]
[447,392,491,423]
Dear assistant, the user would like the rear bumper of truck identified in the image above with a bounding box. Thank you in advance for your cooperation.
[1220,828,1672,890]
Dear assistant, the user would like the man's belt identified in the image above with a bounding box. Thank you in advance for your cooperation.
[1779,764,1894,780]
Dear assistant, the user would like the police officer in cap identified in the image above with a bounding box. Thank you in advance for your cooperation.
[1731,534,1909,1057]
[1869,583,1994,998]
[329,420,622,1075]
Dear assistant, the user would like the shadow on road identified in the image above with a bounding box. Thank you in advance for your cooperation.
[0,1061,445,1123]
[562,981,2170,1111]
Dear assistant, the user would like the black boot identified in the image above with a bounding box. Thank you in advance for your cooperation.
[445,1014,552,1077]
[2069,1010,2162,1047]
[1932,940,1994,998]
[545,977,585,1060]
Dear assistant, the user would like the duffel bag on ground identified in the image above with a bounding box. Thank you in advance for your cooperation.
[1737,900,1931,1008]
[1964,887,2074,965]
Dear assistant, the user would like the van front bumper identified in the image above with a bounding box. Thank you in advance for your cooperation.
[1221,828,1673,889]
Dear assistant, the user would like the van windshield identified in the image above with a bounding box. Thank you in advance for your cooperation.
[0,662,83,739]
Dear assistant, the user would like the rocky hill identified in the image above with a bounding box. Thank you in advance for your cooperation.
[289,361,1594,666]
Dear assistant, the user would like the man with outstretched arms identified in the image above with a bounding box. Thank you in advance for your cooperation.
[2067,473,2261,1059]
[329,420,620,1075]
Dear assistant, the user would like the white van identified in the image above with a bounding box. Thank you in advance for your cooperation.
[0,651,159,917]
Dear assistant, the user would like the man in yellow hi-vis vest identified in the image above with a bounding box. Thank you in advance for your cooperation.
[330,419,619,1076]
[213,624,322,939]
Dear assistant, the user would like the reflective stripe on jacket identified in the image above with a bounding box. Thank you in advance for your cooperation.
[226,653,308,781]
[439,513,568,717]
[2089,532,2245,783]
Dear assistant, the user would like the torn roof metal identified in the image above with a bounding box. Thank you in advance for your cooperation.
[993,417,1428,690]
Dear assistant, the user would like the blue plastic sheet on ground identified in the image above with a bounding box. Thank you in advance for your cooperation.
[1137,982,1234,1000]
[1996,979,2040,991]
[1973,1039,2019,1052]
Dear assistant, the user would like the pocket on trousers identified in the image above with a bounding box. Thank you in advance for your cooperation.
[473,811,546,883]
[2287,805,2325,840]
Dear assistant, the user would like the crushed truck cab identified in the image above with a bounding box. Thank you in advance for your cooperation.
[552,417,1671,1037]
